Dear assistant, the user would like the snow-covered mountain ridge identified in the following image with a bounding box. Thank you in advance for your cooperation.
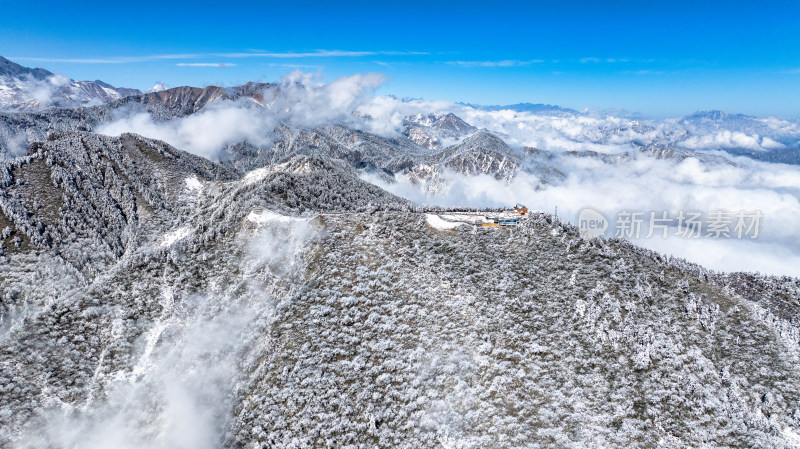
[0,63,799,447]
[0,130,799,448]
[0,56,141,110]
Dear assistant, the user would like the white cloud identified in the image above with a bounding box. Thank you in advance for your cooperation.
[98,101,276,161]
[4,132,30,157]
[269,70,387,128]
[0,73,71,109]
[29,74,70,105]
[17,290,249,449]
[443,105,800,153]
[96,71,454,160]
[366,152,800,277]
[15,212,316,449]
[447,60,544,67]
[681,130,784,151]
[10,50,428,64]
[9,53,204,64]
[175,63,236,68]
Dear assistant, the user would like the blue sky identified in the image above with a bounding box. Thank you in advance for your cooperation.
[2,0,799,117]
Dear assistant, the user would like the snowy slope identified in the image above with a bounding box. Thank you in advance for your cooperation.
[0,130,799,448]
[0,56,142,110]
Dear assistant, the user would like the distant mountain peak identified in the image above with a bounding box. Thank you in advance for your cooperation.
[412,130,521,183]
[684,110,756,122]
[687,110,729,120]
[0,56,53,80]
[147,82,169,93]
[460,130,510,147]
[0,55,142,110]
[433,112,475,133]
[93,79,115,89]
[460,102,580,117]
[403,112,477,151]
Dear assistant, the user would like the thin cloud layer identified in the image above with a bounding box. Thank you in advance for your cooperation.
[98,101,276,161]
[176,63,236,68]
[447,60,544,67]
[0,73,71,110]
[10,50,428,64]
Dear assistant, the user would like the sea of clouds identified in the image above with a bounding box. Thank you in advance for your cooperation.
[366,155,800,276]
[92,71,800,276]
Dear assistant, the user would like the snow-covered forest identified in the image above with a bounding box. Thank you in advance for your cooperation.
[0,67,799,448]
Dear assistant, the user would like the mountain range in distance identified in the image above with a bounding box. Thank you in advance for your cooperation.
[0,56,144,110]
[0,55,792,129]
